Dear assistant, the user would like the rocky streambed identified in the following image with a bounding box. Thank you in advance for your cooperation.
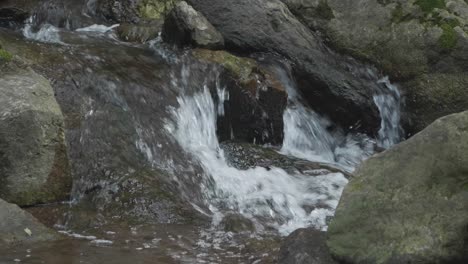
[0,0,467,263]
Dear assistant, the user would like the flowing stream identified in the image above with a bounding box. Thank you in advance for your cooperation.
[0,12,401,262]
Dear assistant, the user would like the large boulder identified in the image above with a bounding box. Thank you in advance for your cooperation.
[187,0,383,136]
[0,64,71,206]
[162,1,224,49]
[279,228,338,264]
[327,111,468,263]
[0,198,59,247]
[282,0,468,134]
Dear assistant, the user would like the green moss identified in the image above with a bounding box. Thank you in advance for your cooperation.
[316,0,335,20]
[138,0,178,20]
[391,3,404,23]
[192,49,257,82]
[0,48,12,62]
[438,23,458,50]
[415,0,446,14]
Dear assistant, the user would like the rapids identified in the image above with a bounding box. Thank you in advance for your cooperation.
[0,9,402,262]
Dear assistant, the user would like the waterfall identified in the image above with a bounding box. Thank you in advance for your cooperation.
[165,65,349,234]
[277,66,377,172]
[374,76,402,149]
[165,60,402,235]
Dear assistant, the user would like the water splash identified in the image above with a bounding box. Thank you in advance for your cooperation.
[23,16,63,44]
[165,66,348,234]
[76,24,120,33]
[277,66,376,172]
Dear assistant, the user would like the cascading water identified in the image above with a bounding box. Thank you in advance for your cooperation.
[374,76,402,148]
[277,65,377,172]
[166,64,349,234]
[166,60,402,235]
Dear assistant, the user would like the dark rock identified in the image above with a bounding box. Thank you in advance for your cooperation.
[221,213,255,233]
[0,198,60,247]
[187,0,383,136]
[220,141,350,177]
[279,228,338,264]
[328,111,468,264]
[162,1,223,49]
[282,0,468,135]
[192,49,287,144]
[0,7,29,29]
[0,64,72,207]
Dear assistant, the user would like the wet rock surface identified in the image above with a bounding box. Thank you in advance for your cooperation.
[0,63,71,206]
[193,49,287,144]
[220,141,350,177]
[0,198,60,248]
[279,228,338,264]
[328,111,468,264]
[187,0,383,136]
[282,0,468,134]
[162,1,224,49]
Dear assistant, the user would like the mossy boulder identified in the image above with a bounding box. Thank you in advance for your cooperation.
[96,0,179,23]
[0,198,60,247]
[0,64,71,206]
[193,49,287,144]
[138,0,179,20]
[282,0,468,134]
[327,111,468,263]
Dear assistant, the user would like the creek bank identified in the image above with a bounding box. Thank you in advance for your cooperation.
[328,111,468,263]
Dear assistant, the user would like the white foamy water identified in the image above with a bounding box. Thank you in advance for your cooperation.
[374,76,402,149]
[23,17,63,44]
[277,66,376,172]
[76,24,120,33]
[166,67,349,234]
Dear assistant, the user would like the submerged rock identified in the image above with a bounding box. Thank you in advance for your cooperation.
[193,49,287,144]
[279,228,338,264]
[282,0,468,134]
[328,111,468,263]
[187,0,383,136]
[220,141,350,177]
[0,63,71,206]
[220,213,255,233]
[116,21,161,43]
[162,1,224,49]
[0,198,59,247]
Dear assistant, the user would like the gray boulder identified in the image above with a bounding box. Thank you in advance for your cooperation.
[327,111,468,263]
[187,0,383,136]
[0,198,59,247]
[0,65,71,206]
[162,1,224,49]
